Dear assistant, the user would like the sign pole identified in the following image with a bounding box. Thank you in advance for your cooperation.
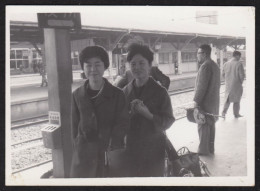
[44,28,73,178]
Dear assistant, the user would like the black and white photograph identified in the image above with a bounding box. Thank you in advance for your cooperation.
[5,5,255,186]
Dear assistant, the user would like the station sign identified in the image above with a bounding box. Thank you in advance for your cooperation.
[49,111,61,126]
[37,13,81,29]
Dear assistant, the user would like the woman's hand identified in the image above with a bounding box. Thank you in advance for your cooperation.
[131,99,153,120]
[130,99,141,115]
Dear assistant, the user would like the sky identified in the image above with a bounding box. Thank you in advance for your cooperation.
[6,6,254,37]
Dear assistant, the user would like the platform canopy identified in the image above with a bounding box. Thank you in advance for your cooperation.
[9,6,247,52]
[9,20,245,53]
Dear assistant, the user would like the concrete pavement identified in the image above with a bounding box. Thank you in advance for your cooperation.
[167,97,247,176]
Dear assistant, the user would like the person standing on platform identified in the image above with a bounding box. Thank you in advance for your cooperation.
[193,44,220,155]
[39,61,48,87]
[222,51,245,118]
[70,46,129,178]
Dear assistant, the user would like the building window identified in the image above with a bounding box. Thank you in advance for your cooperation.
[71,51,79,65]
[10,49,30,69]
[159,52,170,64]
[181,52,197,63]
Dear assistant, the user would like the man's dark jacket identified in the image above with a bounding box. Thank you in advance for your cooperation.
[116,66,170,90]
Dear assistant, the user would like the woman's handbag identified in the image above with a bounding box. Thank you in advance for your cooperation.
[176,147,211,177]
[186,107,223,125]
[186,107,206,125]
[104,148,130,177]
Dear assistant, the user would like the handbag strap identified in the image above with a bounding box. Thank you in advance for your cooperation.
[177,147,191,156]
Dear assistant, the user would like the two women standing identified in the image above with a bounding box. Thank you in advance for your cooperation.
[70,44,175,178]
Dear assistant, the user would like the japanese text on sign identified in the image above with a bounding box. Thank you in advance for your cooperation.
[49,111,61,126]
[37,13,81,29]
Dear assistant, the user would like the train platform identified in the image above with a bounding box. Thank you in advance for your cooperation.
[10,72,197,103]
[10,71,196,88]
[11,96,248,182]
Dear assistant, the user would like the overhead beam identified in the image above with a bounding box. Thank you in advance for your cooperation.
[216,38,238,50]
[180,35,197,50]
[109,32,130,50]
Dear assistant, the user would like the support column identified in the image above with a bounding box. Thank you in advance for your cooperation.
[108,50,113,79]
[44,28,72,178]
[210,45,218,63]
[153,52,159,67]
[220,49,224,81]
[169,52,173,74]
[177,50,182,74]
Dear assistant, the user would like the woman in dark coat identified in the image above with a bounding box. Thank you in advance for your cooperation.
[123,44,175,177]
[70,46,129,178]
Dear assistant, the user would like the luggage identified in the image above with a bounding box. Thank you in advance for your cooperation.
[186,107,206,125]
[165,144,211,177]
[104,148,130,177]
[186,107,224,125]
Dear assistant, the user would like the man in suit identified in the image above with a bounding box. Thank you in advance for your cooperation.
[222,51,245,118]
[193,44,220,155]
[114,66,170,90]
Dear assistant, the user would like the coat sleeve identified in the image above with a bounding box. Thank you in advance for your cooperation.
[193,63,211,105]
[71,92,80,142]
[152,89,175,131]
[238,63,245,84]
[110,91,130,148]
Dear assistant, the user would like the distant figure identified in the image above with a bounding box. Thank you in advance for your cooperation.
[19,64,24,73]
[118,62,126,76]
[114,66,170,90]
[174,60,179,75]
[32,62,37,73]
[222,51,245,118]
[39,62,48,87]
[193,44,220,155]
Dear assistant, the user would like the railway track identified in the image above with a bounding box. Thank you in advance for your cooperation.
[11,137,43,147]
[11,118,48,130]
[12,160,53,175]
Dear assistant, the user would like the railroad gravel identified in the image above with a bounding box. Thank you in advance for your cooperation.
[11,122,47,145]
[11,145,52,171]
[171,84,225,119]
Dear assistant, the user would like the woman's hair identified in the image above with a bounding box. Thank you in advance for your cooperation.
[79,46,110,69]
[126,43,154,65]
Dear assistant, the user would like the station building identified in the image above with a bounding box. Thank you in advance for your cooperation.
[9,20,246,77]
